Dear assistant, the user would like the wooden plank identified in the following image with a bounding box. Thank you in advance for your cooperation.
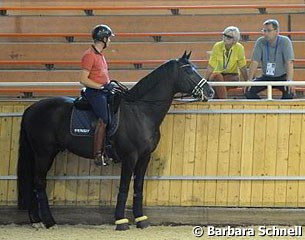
[239,105,255,206]
[227,105,243,206]
[0,42,257,61]
[87,159,102,206]
[298,105,305,207]
[204,104,221,206]
[251,105,267,206]
[157,114,174,206]
[0,70,146,83]
[126,176,134,207]
[46,131,59,204]
[215,105,232,206]
[4,0,303,5]
[286,105,302,207]
[64,152,79,205]
[181,104,197,206]
[274,105,290,207]
[53,151,67,205]
[110,164,120,206]
[262,105,278,206]
[46,154,56,205]
[7,106,23,205]
[169,104,186,206]
[192,104,209,206]
[3,69,305,86]
[2,42,305,62]
[0,106,13,205]
[145,130,162,206]
[76,157,90,205]
[2,41,305,62]
[100,159,114,206]
[0,14,289,33]
[291,14,305,31]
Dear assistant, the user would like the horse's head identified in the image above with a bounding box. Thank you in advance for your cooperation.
[174,51,214,101]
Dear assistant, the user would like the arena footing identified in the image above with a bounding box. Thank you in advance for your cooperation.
[1,206,305,226]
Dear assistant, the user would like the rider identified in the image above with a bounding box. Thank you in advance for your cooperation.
[80,24,115,163]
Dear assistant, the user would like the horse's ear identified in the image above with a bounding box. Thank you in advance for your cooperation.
[181,51,187,59]
[186,51,192,60]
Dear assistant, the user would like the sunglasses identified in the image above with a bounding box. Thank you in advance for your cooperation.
[261,29,275,33]
[223,34,234,39]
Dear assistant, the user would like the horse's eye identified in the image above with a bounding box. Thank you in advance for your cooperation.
[185,66,195,74]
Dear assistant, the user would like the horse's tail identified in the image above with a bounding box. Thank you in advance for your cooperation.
[17,115,34,210]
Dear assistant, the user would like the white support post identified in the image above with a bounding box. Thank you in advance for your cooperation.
[267,85,273,100]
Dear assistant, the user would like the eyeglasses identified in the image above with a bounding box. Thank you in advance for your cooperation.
[223,34,234,39]
[261,29,275,33]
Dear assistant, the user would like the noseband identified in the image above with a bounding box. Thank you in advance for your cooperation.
[192,79,209,101]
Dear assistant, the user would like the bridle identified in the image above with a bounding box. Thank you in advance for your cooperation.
[191,78,209,101]
[178,64,212,101]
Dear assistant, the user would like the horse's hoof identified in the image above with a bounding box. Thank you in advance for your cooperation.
[135,216,149,229]
[115,223,130,231]
[115,218,129,231]
[136,220,149,229]
[31,222,45,230]
[43,219,57,229]
[48,224,58,230]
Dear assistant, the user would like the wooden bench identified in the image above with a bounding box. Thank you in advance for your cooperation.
[1,41,305,62]
[1,14,289,34]
[1,66,305,82]
[291,14,305,32]
[2,31,305,43]
[1,1,304,15]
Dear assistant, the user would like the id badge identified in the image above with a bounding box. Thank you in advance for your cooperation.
[266,62,276,76]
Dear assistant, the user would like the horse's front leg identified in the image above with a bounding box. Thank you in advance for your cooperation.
[133,154,151,229]
[115,160,133,231]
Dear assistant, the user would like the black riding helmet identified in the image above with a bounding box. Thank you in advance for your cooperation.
[91,24,115,44]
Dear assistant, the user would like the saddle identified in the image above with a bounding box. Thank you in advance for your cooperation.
[70,81,128,163]
[71,88,120,137]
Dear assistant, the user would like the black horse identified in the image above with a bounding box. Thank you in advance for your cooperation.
[17,52,214,230]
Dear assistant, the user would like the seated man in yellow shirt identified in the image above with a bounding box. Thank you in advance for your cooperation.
[206,26,248,98]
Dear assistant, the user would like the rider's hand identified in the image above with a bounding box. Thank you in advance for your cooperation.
[102,83,115,91]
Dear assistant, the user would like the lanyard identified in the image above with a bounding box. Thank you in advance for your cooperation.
[266,37,279,62]
[223,49,232,69]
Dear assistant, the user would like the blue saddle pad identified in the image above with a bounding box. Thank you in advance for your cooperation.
[70,108,97,137]
[70,107,120,137]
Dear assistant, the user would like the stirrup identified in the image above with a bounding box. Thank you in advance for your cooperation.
[94,152,110,166]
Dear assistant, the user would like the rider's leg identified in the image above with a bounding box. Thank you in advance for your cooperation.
[94,119,107,160]
[83,88,109,162]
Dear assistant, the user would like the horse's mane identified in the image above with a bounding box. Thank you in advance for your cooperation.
[122,60,176,101]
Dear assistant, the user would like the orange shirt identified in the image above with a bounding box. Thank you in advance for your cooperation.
[81,46,110,85]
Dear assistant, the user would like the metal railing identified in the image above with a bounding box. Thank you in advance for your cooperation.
[0,81,304,100]
[210,81,303,100]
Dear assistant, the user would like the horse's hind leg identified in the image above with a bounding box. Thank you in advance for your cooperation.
[28,190,41,224]
[31,149,59,228]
